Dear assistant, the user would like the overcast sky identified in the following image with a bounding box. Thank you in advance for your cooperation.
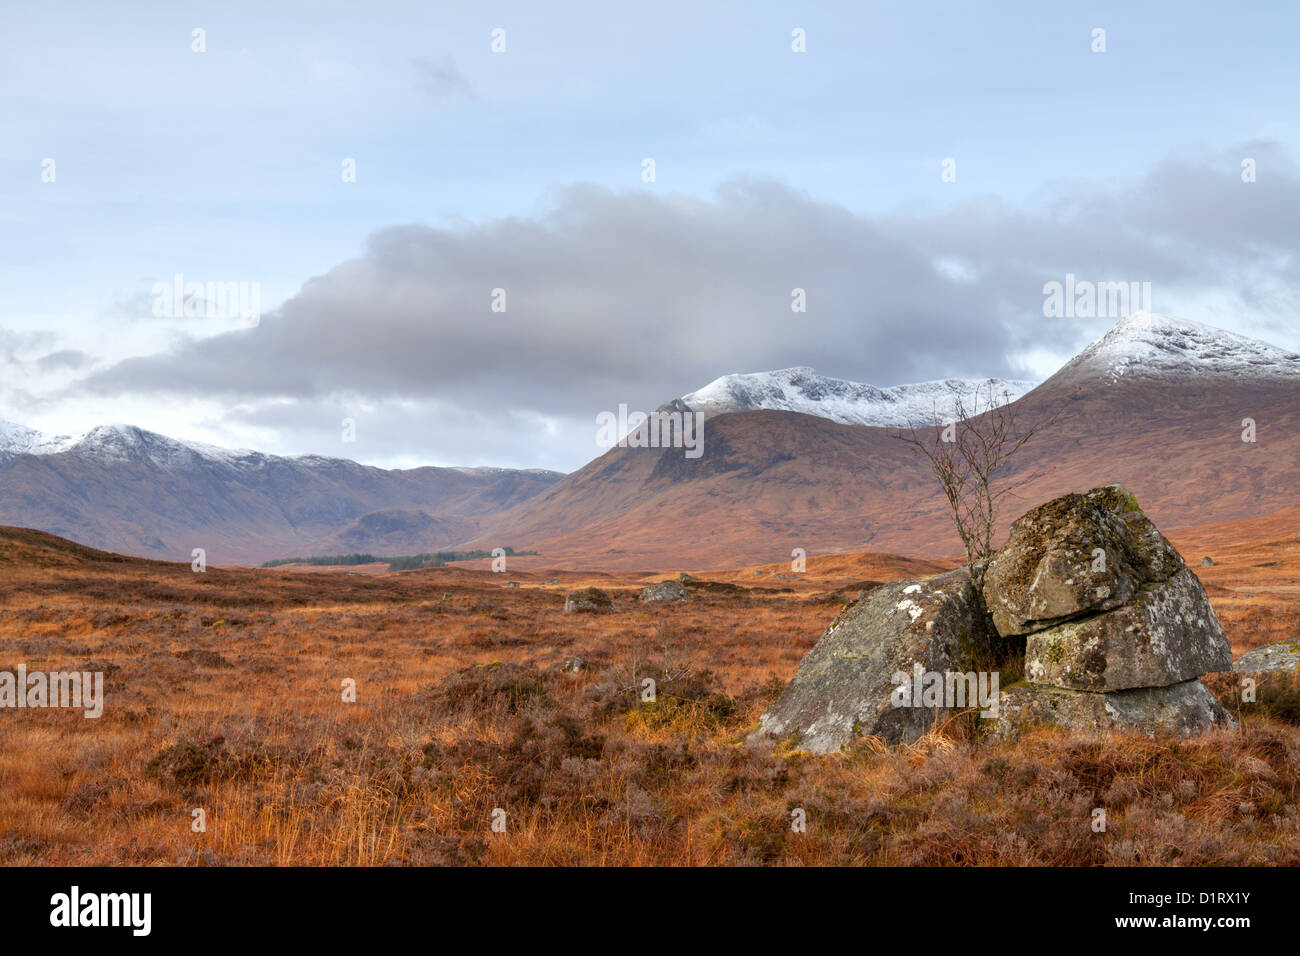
[3,1,1298,471]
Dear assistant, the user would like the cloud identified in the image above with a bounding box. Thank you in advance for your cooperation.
[35,350,92,372]
[70,144,1300,468]
[412,55,477,104]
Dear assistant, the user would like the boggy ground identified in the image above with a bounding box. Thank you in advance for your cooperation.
[0,521,1298,866]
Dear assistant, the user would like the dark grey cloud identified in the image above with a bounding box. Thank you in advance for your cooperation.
[72,181,1041,415]
[72,145,1300,467]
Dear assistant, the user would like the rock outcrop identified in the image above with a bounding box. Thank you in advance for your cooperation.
[989,486,1234,739]
[754,568,1001,752]
[755,484,1236,751]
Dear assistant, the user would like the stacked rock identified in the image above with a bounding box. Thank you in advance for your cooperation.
[986,485,1236,737]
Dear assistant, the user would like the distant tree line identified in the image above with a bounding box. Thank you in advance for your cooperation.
[261,547,536,572]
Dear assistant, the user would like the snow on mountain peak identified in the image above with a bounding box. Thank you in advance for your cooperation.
[1060,311,1300,384]
[0,420,264,468]
[0,420,78,461]
[672,367,1038,428]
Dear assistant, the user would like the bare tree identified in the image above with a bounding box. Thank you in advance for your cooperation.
[894,384,1058,588]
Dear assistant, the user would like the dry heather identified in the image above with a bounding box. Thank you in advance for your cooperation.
[0,525,1298,866]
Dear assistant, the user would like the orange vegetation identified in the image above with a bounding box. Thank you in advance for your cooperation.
[0,513,1297,866]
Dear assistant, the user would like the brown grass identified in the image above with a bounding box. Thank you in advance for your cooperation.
[0,523,1298,865]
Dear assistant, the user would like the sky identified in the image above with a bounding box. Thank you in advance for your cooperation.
[2,0,1298,471]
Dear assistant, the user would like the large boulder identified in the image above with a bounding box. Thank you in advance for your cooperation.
[983,485,1183,637]
[1023,568,1231,691]
[753,568,1002,752]
[996,679,1236,738]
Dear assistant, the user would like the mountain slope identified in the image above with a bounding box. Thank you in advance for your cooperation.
[468,314,1300,568]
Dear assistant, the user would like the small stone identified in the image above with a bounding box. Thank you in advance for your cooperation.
[639,580,687,603]
[564,587,616,614]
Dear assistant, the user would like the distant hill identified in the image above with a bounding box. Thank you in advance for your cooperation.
[0,426,563,565]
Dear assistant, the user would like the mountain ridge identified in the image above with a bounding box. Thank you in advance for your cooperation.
[669,367,1038,428]
[2,313,1297,565]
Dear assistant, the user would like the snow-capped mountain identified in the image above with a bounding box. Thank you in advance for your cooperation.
[0,422,569,479]
[668,314,1300,430]
[0,420,317,469]
[0,420,564,563]
[668,368,1038,428]
[0,420,78,462]
[3,312,1297,566]
[1053,311,1300,385]
[488,314,1300,569]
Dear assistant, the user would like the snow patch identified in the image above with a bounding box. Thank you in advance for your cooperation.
[675,367,1037,428]
[1062,311,1300,384]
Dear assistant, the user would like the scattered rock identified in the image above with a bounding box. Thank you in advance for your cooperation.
[1201,556,1216,567]
[506,581,520,588]
[551,657,588,674]
[753,567,1001,752]
[564,587,616,614]
[678,572,695,584]
[640,580,687,603]
[1232,642,1300,674]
